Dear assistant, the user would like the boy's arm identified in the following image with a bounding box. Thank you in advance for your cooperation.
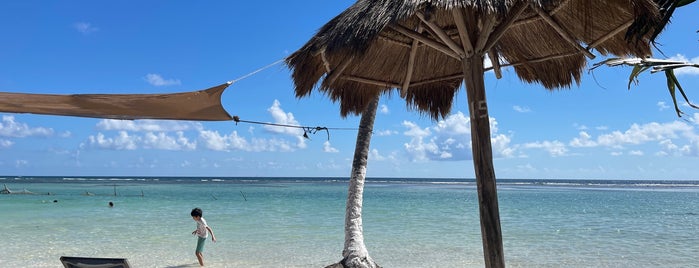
[206,226,216,242]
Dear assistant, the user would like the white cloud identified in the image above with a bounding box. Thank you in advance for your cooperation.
[180,160,192,168]
[402,112,515,162]
[513,105,531,113]
[15,159,29,168]
[523,140,568,157]
[657,101,670,111]
[564,115,699,156]
[198,130,245,152]
[323,141,339,153]
[0,115,54,138]
[96,119,200,132]
[144,74,181,86]
[74,22,98,34]
[86,111,309,153]
[375,129,397,136]
[264,100,306,149]
[629,150,644,156]
[403,121,431,137]
[0,139,13,148]
[86,131,139,150]
[142,131,196,150]
[569,131,597,147]
[379,104,390,114]
[667,54,699,76]
[596,121,692,147]
[197,130,301,153]
[369,148,386,161]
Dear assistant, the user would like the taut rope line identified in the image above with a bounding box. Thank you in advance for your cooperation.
[228,59,285,84]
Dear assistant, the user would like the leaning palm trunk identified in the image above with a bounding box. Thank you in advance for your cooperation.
[328,95,381,268]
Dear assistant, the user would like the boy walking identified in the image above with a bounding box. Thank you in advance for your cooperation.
[191,207,216,266]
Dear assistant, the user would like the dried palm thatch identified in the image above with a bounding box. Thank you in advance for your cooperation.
[287,0,667,119]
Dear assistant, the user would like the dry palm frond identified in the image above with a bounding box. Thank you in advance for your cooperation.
[593,57,699,116]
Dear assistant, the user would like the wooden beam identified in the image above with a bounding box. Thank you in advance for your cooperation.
[531,4,595,59]
[411,74,463,87]
[416,12,465,58]
[482,2,528,53]
[512,0,572,27]
[340,75,401,89]
[320,49,331,73]
[452,8,475,57]
[402,26,423,97]
[487,49,502,79]
[475,14,498,54]
[378,34,413,48]
[586,20,633,50]
[389,24,461,59]
[493,50,581,69]
[325,58,352,86]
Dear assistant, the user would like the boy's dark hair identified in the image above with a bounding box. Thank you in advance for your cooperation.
[191,207,203,217]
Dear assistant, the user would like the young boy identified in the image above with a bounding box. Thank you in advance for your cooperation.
[191,207,216,266]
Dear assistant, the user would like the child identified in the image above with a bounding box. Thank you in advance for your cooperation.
[191,207,216,266]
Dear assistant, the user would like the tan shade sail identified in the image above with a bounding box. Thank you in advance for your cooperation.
[0,83,233,121]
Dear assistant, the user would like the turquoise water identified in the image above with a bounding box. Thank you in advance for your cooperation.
[1,177,698,267]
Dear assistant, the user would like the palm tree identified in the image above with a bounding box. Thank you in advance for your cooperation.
[285,51,384,266]
[287,1,680,268]
[594,57,699,117]
[339,95,381,268]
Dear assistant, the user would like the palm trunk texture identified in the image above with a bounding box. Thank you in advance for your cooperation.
[327,95,381,268]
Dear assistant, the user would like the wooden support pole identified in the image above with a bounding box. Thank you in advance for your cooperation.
[463,56,505,268]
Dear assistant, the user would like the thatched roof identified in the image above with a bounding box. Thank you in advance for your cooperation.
[286,0,670,119]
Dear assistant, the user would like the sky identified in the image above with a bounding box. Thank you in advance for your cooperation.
[0,1,698,180]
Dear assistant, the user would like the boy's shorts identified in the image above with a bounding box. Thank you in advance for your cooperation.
[196,237,206,253]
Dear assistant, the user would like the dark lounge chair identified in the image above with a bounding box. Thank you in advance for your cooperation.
[60,256,131,268]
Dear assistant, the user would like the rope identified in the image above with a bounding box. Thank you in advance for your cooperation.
[228,59,285,84]
[225,60,363,141]
[232,116,360,140]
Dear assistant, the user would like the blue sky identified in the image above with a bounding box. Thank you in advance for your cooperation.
[0,1,698,180]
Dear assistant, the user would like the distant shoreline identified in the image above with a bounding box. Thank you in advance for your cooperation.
[2,176,698,189]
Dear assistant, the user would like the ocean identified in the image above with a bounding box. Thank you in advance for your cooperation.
[1,176,697,268]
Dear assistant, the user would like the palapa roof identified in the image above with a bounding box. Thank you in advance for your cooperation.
[286,0,669,119]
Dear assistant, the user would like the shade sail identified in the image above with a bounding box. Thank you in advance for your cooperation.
[0,83,233,121]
